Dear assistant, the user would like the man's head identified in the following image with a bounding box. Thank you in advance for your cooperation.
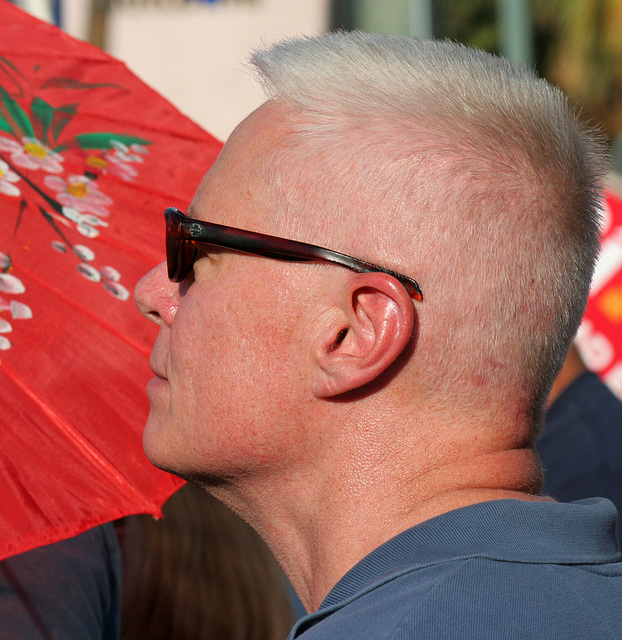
[135,32,606,486]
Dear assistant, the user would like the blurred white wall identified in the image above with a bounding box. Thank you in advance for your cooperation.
[63,0,330,142]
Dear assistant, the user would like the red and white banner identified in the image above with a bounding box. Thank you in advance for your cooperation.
[576,176,622,397]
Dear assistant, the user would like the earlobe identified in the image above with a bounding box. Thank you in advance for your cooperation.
[312,273,415,398]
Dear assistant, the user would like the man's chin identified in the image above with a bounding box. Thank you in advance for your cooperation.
[141,415,200,483]
[142,414,179,475]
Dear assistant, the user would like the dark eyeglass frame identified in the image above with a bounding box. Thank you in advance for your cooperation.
[165,207,423,301]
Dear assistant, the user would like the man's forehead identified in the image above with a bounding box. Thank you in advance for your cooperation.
[223,100,291,159]
[188,101,288,229]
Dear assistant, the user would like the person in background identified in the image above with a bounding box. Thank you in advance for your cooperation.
[0,481,296,640]
[119,482,295,640]
[0,523,121,639]
[540,344,622,543]
[135,32,622,638]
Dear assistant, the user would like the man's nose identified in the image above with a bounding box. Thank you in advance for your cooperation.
[134,261,180,327]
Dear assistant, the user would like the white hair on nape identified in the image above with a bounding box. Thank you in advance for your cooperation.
[249,32,608,425]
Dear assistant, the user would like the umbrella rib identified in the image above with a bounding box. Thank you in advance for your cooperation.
[0,358,158,510]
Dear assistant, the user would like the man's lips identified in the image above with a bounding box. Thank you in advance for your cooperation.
[146,368,168,396]
[149,362,168,380]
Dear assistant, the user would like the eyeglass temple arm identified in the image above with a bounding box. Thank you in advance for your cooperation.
[307,248,423,301]
[185,222,423,301]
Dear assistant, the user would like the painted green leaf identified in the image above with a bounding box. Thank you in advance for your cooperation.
[56,103,78,115]
[31,97,54,144]
[49,104,77,143]
[0,112,14,134]
[41,78,128,92]
[0,56,21,76]
[74,132,150,150]
[0,86,34,138]
[51,114,72,144]
[0,56,26,89]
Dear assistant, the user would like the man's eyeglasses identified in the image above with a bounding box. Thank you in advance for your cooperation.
[165,207,423,301]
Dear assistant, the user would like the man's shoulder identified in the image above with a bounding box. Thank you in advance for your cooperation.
[294,553,622,639]
[291,499,622,640]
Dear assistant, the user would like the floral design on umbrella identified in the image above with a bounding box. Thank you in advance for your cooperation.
[0,57,151,358]
[0,3,221,565]
[0,254,31,352]
[0,135,64,173]
[0,158,20,197]
[44,174,112,218]
[84,140,146,182]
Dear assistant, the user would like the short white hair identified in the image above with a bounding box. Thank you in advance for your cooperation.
[249,32,608,425]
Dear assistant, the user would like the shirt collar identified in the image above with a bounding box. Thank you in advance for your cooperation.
[323,498,620,609]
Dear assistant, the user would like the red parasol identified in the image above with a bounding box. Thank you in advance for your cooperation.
[0,1,222,560]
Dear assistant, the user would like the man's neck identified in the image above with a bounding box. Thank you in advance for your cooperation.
[209,443,546,612]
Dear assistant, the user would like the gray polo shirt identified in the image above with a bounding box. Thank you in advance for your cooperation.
[289,498,622,639]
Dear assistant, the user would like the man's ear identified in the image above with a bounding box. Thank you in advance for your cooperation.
[312,273,415,398]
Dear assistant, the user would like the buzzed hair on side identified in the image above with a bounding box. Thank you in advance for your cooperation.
[249,31,608,426]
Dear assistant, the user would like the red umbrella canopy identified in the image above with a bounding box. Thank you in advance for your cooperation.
[0,2,222,560]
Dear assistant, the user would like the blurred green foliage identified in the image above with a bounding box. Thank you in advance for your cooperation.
[536,0,622,140]
[436,0,622,142]
[434,0,498,53]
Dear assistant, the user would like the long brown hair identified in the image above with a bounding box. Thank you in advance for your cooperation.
[119,483,295,640]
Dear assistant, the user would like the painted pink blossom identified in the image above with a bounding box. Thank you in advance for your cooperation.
[0,273,25,294]
[106,155,138,181]
[44,174,112,218]
[0,135,64,173]
[111,140,147,161]
[0,159,20,197]
[60,206,108,239]
[106,140,146,181]
[84,140,147,182]
[85,151,136,181]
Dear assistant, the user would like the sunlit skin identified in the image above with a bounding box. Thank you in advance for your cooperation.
[135,101,549,612]
[136,104,331,482]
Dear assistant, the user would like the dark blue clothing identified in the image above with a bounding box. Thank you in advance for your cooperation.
[289,499,622,639]
[0,524,121,639]
[539,371,622,542]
